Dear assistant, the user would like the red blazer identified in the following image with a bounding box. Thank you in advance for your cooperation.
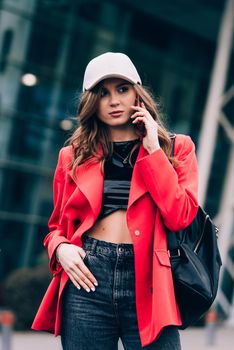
[32,134,198,347]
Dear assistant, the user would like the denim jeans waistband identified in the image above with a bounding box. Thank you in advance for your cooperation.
[82,234,134,258]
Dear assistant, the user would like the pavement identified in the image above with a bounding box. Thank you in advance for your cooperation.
[0,326,233,350]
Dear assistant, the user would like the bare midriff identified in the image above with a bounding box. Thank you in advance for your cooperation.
[85,209,133,244]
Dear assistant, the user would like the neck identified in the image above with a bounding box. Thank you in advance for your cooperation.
[108,125,138,142]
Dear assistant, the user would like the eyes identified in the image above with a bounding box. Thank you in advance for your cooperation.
[100,85,129,98]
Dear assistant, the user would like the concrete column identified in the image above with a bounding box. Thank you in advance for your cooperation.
[0,0,37,156]
[197,0,234,206]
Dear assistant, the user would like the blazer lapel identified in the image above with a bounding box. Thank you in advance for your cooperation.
[77,161,103,218]
[128,144,148,208]
[68,155,104,220]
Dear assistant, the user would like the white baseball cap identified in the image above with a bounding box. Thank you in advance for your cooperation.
[82,52,142,92]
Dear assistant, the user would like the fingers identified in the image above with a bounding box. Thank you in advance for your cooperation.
[57,244,100,293]
[131,102,146,113]
[73,269,96,292]
[131,108,147,118]
[77,258,98,291]
[130,107,147,125]
[64,252,98,292]
[130,102,150,122]
[132,116,147,124]
[130,111,145,118]
[130,103,158,128]
[69,274,81,290]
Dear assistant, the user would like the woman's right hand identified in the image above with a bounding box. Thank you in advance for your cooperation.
[56,243,98,292]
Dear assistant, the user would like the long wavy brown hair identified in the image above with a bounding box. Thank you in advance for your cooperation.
[66,82,179,176]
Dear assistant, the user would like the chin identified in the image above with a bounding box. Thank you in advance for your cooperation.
[111,115,130,123]
[109,120,130,127]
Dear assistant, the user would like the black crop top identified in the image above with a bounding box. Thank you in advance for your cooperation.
[97,139,140,220]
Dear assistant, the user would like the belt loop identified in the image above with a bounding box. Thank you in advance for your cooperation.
[90,237,98,254]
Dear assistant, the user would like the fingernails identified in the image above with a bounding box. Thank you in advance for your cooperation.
[91,287,95,292]
[86,288,90,292]
[94,281,98,286]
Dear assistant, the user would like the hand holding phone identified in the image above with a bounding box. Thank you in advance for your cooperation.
[131,96,160,153]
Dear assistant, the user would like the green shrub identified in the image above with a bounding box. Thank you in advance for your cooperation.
[4,265,51,330]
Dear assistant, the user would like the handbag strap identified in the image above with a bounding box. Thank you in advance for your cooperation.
[169,132,176,155]
[166,133,181,256]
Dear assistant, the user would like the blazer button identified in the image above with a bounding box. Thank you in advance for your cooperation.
[134,230,140,236]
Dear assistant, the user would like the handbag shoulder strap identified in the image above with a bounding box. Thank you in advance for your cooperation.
[166,133,181,252]
[169,132,176,156]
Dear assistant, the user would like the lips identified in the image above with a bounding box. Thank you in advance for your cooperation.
[109,111,124,117]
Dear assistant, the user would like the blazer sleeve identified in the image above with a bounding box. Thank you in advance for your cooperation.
[43,148,71,275]
[136,135,199,232]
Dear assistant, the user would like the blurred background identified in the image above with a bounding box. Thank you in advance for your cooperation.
[0,0,234,349]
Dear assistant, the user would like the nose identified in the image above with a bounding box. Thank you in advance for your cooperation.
[109,93,120,107]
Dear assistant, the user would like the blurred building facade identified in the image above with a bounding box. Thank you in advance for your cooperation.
[0,0,233,321]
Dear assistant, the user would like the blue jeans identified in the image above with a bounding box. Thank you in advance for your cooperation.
[61,234,181,350]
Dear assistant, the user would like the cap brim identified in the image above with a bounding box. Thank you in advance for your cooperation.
[83,74,140,91]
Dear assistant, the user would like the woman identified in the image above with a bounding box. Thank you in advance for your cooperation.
[32,52,199,349]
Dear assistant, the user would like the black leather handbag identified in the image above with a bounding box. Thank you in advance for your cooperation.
[167,135,222,329]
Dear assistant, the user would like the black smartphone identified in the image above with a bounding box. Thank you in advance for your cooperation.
[134,96,146,136]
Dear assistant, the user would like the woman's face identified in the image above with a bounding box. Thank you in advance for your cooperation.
[96,78,137,129]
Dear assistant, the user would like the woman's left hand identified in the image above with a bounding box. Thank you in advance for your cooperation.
[131,102,160,154]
